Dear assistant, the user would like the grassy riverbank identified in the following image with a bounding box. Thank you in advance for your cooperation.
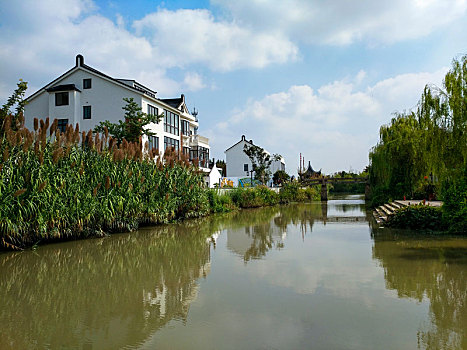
[0,117,213,250]
[0,115,320,250]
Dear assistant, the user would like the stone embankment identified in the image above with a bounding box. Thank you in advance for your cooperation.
[373,200,443,225]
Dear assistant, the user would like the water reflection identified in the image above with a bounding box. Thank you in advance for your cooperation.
[226,203,323,261]
[225,198,370,262]
[0,220,216,350]
[1,197,465,349]
[372,231,467,350]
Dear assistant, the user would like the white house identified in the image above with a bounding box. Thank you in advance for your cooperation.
[224,135,285,182]
[24,54,210,170]
[204,166,223,188]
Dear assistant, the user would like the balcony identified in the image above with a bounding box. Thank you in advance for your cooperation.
[190,134,209,147]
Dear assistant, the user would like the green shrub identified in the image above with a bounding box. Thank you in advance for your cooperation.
[207,189,236,213]
[441,166,467,234]
[279,183,320,203]
[386,205,445,231]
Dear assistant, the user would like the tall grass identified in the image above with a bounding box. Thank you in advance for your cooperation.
[0,116,209,250]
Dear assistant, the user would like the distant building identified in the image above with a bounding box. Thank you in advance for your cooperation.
[24,54,210,170]
[204,166,223,188]
[224,135,285,180]
[299,161,322,180]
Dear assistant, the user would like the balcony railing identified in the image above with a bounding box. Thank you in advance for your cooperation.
[190,134,209,146]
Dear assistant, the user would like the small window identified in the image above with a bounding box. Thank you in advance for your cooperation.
[55,92,69,106]
[147,105,159,123]
[244,164,249,172]
[148,136,159,151]
[57,119,68,133]
[83,106,91,119]
[83,78,92,89]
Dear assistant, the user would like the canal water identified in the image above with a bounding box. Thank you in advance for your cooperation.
[0,195,466,349]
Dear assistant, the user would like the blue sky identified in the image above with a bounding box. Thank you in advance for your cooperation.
[1,0,466,174]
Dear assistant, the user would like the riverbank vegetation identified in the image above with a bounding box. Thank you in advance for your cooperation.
[385,204,444,231]
[328,170,367,194]
[0,83,321,250]
[207,183,320,213]
[369,55,466,233]
[0,115,210,250]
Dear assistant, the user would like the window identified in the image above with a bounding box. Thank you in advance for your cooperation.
[147,104,159,123]
[244,164,249,172]
[164,110,179,135]
[148,136,159,151]
[83,78,92,89]
[183,147,190,156]
[190,146,209,168]
[181,120,189,136]
[57,119,68,133]
[55,92,69,106]
[164,136,179,152]
[83,106,91,119]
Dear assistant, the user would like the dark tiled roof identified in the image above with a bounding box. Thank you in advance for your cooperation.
[46,84,81,92]
[159,98,183,109]
[224,135,253,153]
[26,55,184,114]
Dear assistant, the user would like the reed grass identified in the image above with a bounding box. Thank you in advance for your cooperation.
[0,116,209,250]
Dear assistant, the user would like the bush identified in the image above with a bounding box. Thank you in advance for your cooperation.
[279,182,320,203]
[229,186,279,208]
[206,189,235,213]
[441,166,467,234]
[386,205,445,231]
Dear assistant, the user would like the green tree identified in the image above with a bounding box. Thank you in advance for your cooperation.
[273,170,290,186]
[1,79,28,136]
[243,144,281,185]
[94,97,162,144]
[369,54,466,209]
[215,159,226,176]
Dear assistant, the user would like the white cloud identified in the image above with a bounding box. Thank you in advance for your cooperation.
[210,67,447,173]
[133,9,298,71]
[0,0,298,102]
[182,72,206,91]
[212,0,467,45]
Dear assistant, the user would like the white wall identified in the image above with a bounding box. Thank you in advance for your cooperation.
[225,137,286,183]
[270,157,286,175]
[23,64,210,161]
[58,69,141,132]
[24,92,48,130]
[225,140,253,178]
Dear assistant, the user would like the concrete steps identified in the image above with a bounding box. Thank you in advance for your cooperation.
[373,201,408,225]
[372,199,443,226]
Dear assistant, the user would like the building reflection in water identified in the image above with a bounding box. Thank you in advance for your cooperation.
[0,219,218,350]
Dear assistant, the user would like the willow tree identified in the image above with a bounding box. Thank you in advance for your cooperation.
[369,54,467,206]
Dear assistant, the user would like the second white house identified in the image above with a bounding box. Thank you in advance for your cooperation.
[224,135,286,181]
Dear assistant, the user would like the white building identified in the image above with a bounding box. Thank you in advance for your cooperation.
[24,54,210,170]
[204,166,223,188]
[224,135,285,182]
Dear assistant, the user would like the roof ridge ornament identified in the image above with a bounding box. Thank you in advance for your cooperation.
[76,54,84,67]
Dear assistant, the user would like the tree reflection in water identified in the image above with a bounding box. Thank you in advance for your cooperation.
[372,230,467,350]
[225,203,323,262]
[0,219,216,350]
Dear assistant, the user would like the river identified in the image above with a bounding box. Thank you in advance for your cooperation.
[0,195,466,349]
